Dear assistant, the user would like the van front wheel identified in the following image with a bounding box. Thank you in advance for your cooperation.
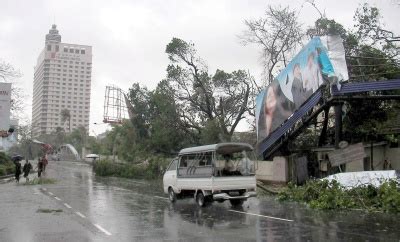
[168,188,177,203]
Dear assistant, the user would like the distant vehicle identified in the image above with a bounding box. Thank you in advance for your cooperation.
[163,143,257,207]
[85,154,100,162]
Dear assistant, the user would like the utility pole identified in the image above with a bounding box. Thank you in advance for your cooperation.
[334,104,343,149]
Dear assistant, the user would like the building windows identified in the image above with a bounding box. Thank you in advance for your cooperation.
[69,49,74,53]
[64,48,68,52]
[47,45,52,51]
[75,49,79,54]
[81,50,85,54]
[55,45,59,52]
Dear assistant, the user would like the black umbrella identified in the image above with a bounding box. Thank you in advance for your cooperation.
[11,155,24,162]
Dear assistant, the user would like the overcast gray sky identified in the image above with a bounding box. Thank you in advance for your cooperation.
[1,0,399,136]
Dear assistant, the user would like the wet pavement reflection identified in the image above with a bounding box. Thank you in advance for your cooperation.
[38,160,400,241]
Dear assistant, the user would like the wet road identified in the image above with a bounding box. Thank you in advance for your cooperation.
[1,160,400,241]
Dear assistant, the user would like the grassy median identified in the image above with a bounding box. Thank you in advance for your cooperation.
[0,152,14,176]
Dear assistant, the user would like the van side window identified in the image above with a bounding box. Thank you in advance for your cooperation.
[198,152,213,167]
[167,159,178,171]
[179,156,188,167]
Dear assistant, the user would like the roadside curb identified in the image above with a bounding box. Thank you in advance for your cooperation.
[0,174,14,180]
[256,181,280,195]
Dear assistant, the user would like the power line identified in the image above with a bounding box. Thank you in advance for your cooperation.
[346,55,399,61]
[349,70,400,79]
[349,63,400,68]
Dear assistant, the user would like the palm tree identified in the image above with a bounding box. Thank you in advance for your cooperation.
[60,109,71,132]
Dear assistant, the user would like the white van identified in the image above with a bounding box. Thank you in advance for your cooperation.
[163,143,257,207]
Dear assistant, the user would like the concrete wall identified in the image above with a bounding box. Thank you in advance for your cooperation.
[256,161,273,181]
[386,147,400,170]
[256,156,289,183]
[256,146,400,183]
[365,146,386,170]
[347,146,400,172]
[346,159,364,172]
[272,156,289,182]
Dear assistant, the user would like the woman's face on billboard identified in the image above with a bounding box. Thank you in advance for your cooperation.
[265,86,276,114]
[263,86,277,135]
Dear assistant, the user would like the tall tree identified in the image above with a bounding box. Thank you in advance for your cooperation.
[148,80,192,152]
[0,60,20,81]
[354,3,400,50]
[0,60,25,116]
[65,125,88,155]
[60,109,71,132]
[241,5,303,85]
[166,38,254,142]
[127,83,151,140]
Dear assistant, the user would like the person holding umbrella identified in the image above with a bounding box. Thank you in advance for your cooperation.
[14,159,22,183]
[11,155,23,183]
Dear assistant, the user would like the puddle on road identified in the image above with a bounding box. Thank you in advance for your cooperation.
[36,208,63,213]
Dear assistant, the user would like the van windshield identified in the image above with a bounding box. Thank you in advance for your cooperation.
[215,150,256,176]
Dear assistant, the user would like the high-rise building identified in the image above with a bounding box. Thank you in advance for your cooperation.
[32,25,92,137]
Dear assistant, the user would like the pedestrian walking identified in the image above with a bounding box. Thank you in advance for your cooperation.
[36,158,44,178]
[14,160,22,183]
[23,159,33,182]
[42,155,48,172]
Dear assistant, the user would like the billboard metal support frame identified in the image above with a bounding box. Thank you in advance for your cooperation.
[260,79,400,160]
[334,104,343,149]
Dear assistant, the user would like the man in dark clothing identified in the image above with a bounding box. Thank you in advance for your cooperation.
[37,158,44,178]
[291,63,309,110]
[23,159,33,182]
[14,160,22,183]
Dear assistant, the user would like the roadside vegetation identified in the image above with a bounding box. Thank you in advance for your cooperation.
[93,157,171,180]
[0,152,14,176]
[278,179,400,213]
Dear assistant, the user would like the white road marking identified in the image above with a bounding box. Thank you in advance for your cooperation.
[154,196,169,200]
[94,224,112,236]
[42,188,47,191]
[113,187,130,192]
[54,196,61,201]
[75,212,86,218]
[33,188,40,195]
[228,210,294,222]
[48,192,54,196]
[63,203,72,209]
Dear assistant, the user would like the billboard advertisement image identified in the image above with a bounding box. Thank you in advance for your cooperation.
[0,83,12,131]
[256,36,348,142]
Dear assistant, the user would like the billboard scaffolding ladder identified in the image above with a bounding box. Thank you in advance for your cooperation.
[103,85,133,124]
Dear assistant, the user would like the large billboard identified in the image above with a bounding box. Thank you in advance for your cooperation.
[256,36,348,142]
[0,83,12,131]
